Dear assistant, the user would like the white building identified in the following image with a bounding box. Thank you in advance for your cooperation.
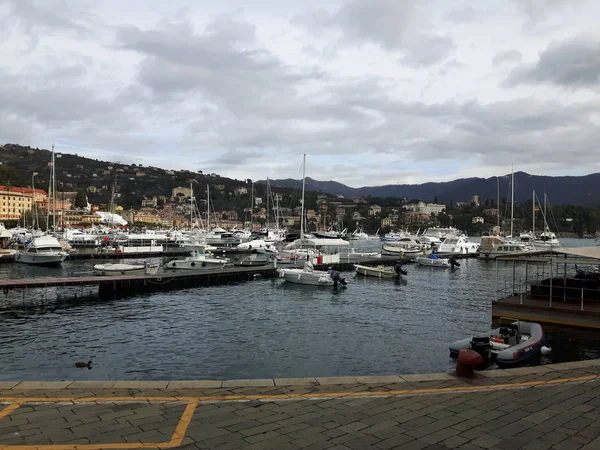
[407,201,445,215]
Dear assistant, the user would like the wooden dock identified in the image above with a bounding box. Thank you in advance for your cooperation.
[492,277,600,329]
[0,265,278,301]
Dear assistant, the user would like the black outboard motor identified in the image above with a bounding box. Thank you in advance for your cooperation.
[469,336,491,363]
[394,263,408,277]
[328,270,347,288]
[449,257,460,268]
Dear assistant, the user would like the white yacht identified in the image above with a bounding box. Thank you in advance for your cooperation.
[14,235,69,266]
[478,236,535,260]
[278,261,346,286]
[436,236,479,256]
[204,227,243,246]
[237,239,278,254]
[382,237,428,255]
[165,250,228,270]
[535,230,561,248]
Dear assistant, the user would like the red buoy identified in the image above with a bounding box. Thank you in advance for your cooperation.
[456,349,484,377]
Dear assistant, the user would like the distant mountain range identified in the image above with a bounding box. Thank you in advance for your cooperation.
[263,173,600,206]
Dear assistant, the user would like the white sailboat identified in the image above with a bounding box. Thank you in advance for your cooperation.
[277,155,346,287]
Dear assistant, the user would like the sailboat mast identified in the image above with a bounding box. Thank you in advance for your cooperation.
[250,180,254,231]
[544,192,547,232]
[206,184,210,230]
[266,178,270,231]
[300,154,306,239]
[52,146,56,231]
[190,182,193,231]
[496,177,500,232]
[510,167,514,238]
[532,189,536,236]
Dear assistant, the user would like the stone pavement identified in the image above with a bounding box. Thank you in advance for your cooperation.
[2,361,600,449]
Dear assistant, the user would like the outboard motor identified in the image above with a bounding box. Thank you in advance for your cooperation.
[328,270,347,288]
[469,336,491,363]
[394,263,408,277]
[449,257,460,268]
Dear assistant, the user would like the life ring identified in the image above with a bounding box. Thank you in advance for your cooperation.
[191,262,195,267]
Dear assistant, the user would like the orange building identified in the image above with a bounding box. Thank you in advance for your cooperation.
[0,186,48,220]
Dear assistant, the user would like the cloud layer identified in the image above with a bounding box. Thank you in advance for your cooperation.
[1,0,600,186]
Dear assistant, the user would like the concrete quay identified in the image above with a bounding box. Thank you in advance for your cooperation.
[3,361,600,449]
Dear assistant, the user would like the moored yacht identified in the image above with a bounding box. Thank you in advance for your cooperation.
[14,235,69,266]
[436,236,479,256]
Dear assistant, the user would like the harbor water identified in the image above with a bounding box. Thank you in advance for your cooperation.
[1,238,599,381]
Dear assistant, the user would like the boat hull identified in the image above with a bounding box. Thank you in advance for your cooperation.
[165,259,226,270]
[354,264,397,279]
[279,269,335,286]
[93,264,159,276]
[14,252,68,266]
[415,257,451,268]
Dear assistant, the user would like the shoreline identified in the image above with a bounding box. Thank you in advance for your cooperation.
[2,358,599,390]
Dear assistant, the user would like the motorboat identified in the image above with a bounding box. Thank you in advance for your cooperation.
[278,261,346,287]
[379,231,406,242]
[449,319,545,365]
[354,263,406,279]
[233,255,271,267]
[382,237,428,255]
[14,235,69,266]
[164,250,228,270]
[435,236,479,256]
[415,253,459,268]
[478,239,536,260]
[349,227,369,240]
[93,262,159,276]
[204,227,243,246]
[535,230,561,248]
[236,239,278,254]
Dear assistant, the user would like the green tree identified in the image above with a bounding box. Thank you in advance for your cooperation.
[74,190,88,208]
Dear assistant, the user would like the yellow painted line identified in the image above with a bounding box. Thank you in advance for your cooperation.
[0,375,597,449]
[0,402,21,419]
[491,311,600,329]
[167,400,198,448]
[0,374,597,406]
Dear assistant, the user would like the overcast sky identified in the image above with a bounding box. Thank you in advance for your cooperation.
[1,0,599,187]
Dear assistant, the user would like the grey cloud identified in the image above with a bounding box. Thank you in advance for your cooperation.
[294,0,451,66]
[445,7,483,23]
[1,0,96,37]
[400,35,454,67]
[116,17,324,119]
[504,34,600,87]
[492,50,522,66]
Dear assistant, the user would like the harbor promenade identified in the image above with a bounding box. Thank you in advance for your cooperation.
[2,361,600,449]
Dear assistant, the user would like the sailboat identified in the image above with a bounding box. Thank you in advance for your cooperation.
[277,155,347,287]
[478,169,535,260]
[15,147,69,266]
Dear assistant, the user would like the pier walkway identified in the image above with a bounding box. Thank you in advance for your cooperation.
[2,361,600,449]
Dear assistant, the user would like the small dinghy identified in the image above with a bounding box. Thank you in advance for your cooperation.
[416,253,459,268]
[93,262,159,276]
[354,263,407,279]
[449,318,545,365]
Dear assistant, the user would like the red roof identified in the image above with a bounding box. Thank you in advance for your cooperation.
[0,186,47,195]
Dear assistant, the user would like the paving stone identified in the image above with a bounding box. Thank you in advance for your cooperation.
[470,434,504,449]
[400,373,456,382]
[167,380,222,389]
[221,379,275,388]
[315,377,357,385]
[274,378,319,386]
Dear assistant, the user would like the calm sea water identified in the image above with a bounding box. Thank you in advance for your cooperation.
[1,238,599,381]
